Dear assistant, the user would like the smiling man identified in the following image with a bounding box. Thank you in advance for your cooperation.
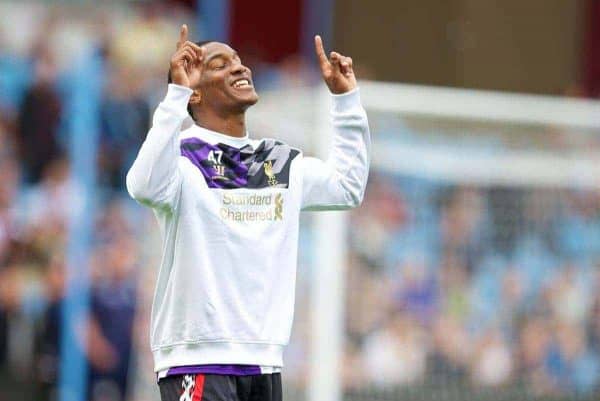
[126,24,370,401]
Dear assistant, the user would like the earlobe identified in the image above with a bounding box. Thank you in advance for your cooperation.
[190,90,202,105]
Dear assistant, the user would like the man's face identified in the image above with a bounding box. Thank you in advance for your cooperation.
[191,42,258,113]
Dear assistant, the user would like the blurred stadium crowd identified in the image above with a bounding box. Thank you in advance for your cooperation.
[1,2,600,401]
[339,178,600,396]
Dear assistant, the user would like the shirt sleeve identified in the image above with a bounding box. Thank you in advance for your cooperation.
[125,84,192,211]
[299,88,371,211]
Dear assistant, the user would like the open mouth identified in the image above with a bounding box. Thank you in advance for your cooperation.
[231,78,253,90]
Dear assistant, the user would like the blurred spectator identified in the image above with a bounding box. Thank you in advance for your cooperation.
[0,238,31,399]
[439,187,486,274]
[34,253,66,401]
[543,323,600,394]
[0,152,21,264]
[392,257,437,325]
[547,265,591,325]
[428,315,470,380]
[341,339,364,391]
[16,39,63,184]
[559,190,600,261]
[98,64,149,190]
[350,174,406,271]
[438,256,470,321]
[21,157,73,266]
[471,328,513,387]
[110,2,182,79]
[86,209,139,401]
[345,252,393,342]
[517,317,552,394]
[362,312,427,385]
[0,133,24,396]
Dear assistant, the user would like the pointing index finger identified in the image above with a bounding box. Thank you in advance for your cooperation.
[314,35,329,70]
[177,24,188,49]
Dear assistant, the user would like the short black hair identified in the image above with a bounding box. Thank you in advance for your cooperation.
[167,40,214,119]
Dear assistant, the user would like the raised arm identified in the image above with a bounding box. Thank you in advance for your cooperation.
[300,36,371,211]
[126,25,203,210]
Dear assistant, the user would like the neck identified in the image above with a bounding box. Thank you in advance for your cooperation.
[194,107,247,138]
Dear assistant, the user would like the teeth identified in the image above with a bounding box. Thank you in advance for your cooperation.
[233,79,250,88]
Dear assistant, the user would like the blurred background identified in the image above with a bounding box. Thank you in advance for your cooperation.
[2,1,600,401]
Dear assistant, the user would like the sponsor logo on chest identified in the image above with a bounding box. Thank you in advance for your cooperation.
[220,192,284,222]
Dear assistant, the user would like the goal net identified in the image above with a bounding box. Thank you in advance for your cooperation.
[248,81,600,401]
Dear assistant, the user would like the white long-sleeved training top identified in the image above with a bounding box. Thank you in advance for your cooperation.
[126,84,370,373]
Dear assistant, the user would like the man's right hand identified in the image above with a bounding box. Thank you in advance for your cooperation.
[170,24,204,88]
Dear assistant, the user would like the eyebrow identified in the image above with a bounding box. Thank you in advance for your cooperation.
[205,51,239,63]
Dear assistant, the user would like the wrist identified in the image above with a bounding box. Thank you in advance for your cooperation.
[169,68,189,88]
[327,82,357,95]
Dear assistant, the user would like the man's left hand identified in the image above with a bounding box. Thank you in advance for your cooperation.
[315,35,357,94]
